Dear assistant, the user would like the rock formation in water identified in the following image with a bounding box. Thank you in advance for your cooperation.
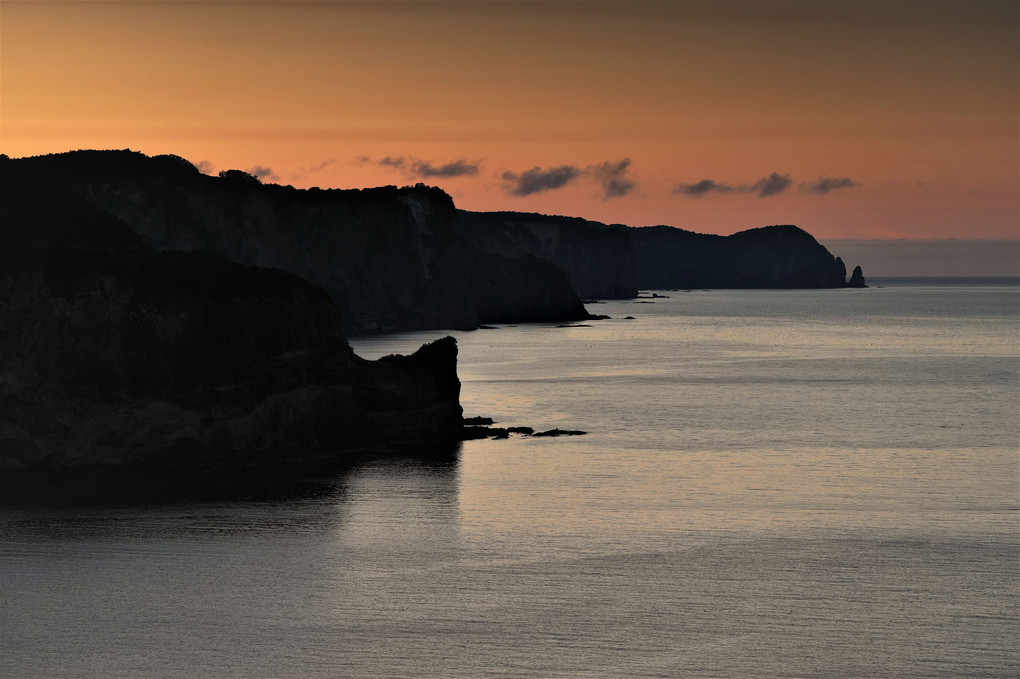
[848,265,868,288]
[0,172,463,471]
[455,211,637,299]
[630,224,850,289]
[5,151,587,332]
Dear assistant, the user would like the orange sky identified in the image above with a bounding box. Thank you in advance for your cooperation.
[2,0,1018,240]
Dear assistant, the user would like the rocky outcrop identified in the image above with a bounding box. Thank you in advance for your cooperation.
[0,174,462,471]
[630,224,850,289]
[848,265,867,288]
[5,151,587,331]
[455,211,637,298]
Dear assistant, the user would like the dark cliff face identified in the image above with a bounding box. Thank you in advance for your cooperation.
[6,151,587,331]
[0,174,462,471]
[455,211,638,299]
[454,210,860,297]
[630,224,850,289]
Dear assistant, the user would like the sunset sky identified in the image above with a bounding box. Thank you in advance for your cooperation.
[2,1,1018,255]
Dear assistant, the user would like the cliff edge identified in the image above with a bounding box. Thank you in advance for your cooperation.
[0,172,462,471]
[631,224,851,289]
[5,151,587,332]
[455,210,637,299]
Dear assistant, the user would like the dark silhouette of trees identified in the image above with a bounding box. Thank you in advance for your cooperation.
[217,169,261,186]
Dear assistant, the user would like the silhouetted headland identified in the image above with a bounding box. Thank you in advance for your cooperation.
[457,210,863,297]
[5,150,588,333]
[0,150,868,475]
[0,169,462,471]
[6,151,865,334]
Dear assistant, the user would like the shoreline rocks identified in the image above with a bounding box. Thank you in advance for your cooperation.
[461,421,586,441]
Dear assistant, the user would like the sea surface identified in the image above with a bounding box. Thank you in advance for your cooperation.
[3,278,1018,678]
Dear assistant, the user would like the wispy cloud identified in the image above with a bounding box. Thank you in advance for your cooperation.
[305,159,336,173]
[673,179,735,197]
[502,165,582,196]
[800,176,858,194]
[379,156,406,169]
[675,172,794,198]
[412,159,480,178]
[501,159,637,198]
[196,160,215,175]
[590,158,635,199]
[372,155,480,180]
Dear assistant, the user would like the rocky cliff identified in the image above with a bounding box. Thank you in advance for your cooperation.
[630,224,850,289]
[455,210,859,297]
[0,173,463,471]
[5,151,588,332]
[455,211,637,299]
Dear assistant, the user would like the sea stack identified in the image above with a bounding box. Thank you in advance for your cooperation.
[848,265,867,288]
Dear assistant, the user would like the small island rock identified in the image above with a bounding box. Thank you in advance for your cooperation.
[848,265,867,288]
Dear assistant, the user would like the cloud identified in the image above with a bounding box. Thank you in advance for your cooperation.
[502,165,582,196]
[673,179,735,197]
[590,158,635,199]
[800,176,859,194]
[196,160,215,175]
[374,155,480,180]
[247,165,278,182]
[353,155,371,166]
[306,159,336,173]
[379,156,406,169]
[748,172,793,197]
[674,172,793,198]
[411,159,480,178]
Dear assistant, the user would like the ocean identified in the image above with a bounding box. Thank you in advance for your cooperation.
[3,278,1017,678]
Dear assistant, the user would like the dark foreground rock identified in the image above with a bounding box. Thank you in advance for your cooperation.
[0,175,462,471]
[463,416,495,426]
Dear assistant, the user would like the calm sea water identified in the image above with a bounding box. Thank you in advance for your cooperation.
[3,279,1018,678]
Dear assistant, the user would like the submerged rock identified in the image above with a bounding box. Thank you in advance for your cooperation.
[532,429,588,437]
